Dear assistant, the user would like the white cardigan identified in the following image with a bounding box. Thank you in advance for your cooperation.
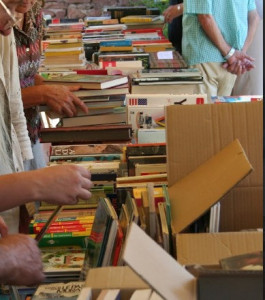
[0,30,33,233]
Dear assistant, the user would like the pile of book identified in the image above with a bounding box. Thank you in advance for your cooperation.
[41,20,86,71]
[125,93,207,143]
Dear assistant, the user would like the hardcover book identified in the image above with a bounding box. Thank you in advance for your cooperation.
[39,124,132,144]
[44,74,128,90]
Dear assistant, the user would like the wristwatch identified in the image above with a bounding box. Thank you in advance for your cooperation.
[224,47,235,60]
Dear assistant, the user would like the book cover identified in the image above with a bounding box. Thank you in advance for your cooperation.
[100,40,132,47]
[41,248,86,274]
[50,144,125,156]
[44,74,128,90]
[32,281,85,299]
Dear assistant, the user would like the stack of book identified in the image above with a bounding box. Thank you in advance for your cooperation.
[83,24,127,60]
[42,38,86,70]
[41,73,129,128]
[125,93,207,143]
[30,208,96,248]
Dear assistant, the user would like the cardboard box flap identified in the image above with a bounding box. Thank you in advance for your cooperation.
[176,231,263,266]
[166,101,262,188]
[168,139,252,233]
[85,266,149,289]
[122,222,196,300]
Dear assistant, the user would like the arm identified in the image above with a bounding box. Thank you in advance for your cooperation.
[197,14,255,75]
[0,234,44,285]
[21,84,88,117]
[242,9,260,53]
[163,3,183,23]
[0,164,93,212]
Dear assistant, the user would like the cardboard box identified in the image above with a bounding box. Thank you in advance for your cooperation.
[186,264,263,300]
[84,266,149,299]
[121,223,263,300]
[167,139,252,234]
[177,231,263,266]
[166,101,263,231]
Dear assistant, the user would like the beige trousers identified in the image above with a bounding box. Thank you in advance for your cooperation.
[192,62,237,102]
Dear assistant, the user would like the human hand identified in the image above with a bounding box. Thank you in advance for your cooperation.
[222,50,255,75]
[36,165,93,205]
[163,4,182,23]
[0,234,44,286]
[0,216,8,237]
[42,85,88,117]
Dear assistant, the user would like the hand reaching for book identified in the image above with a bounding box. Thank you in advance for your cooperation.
[0,234,45,285]
[42,84,88,117]
[36,165,93,205]
[0,165,93,212]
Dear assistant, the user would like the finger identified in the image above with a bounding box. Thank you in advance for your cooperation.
[62,103,75,117]
[68,85,81,92]
[78,189,92,200]
[76,165,92,179]
[72,96,89,114]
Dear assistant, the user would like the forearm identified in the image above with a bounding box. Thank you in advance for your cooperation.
[21,85,46,108]
[242,10,260,53]
[0,170,42,211]
[197,14,231,57]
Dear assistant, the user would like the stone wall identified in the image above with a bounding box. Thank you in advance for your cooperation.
[42,0,132,19]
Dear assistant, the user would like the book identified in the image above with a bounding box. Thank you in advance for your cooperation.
[96,289,120,300]
[219,251,263,271]
[50,144,125,156]
[39,124,132,144]
[32,281,85,299]
[72,85,129,97]
[97,52,150,69]
[120,15,161,23]
[59,110,127,127]
[99,46,133,52]
[129,289,152,300]
[44,74,128,90]
[157,202,170,253]
[99,40,132,47]
[40,248,86,282]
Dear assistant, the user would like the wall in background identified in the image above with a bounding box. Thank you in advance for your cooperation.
[42,0,131,19]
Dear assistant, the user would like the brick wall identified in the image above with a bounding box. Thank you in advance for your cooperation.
[43,0,131,19]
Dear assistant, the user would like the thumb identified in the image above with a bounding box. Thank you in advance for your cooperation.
[67,85,81,91]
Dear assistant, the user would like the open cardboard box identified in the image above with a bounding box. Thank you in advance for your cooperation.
[164,101,263,266]
[85,139,262,300]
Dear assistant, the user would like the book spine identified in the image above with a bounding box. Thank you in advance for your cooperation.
[100,40,132,47]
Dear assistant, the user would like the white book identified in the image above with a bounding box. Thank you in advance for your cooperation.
[126,93,207,106]
[129,289,152,300]
[96,289,121,300]
[77,287,92,300]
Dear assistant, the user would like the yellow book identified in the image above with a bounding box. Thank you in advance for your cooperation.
[45,50,83,56]
[99,46,133,52]
[47,42,83,49]
[120,15,161,23]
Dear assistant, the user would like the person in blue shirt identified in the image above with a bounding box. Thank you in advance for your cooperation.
[182,0,260,101]
[163,0,183,54]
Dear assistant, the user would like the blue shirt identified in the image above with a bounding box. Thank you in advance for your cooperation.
[182,0,256,66]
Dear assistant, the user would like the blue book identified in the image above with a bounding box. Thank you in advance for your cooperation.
[99,39,132,47]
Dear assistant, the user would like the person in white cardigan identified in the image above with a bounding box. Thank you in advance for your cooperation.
[0,0,93,286]
[0,0,33,233]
